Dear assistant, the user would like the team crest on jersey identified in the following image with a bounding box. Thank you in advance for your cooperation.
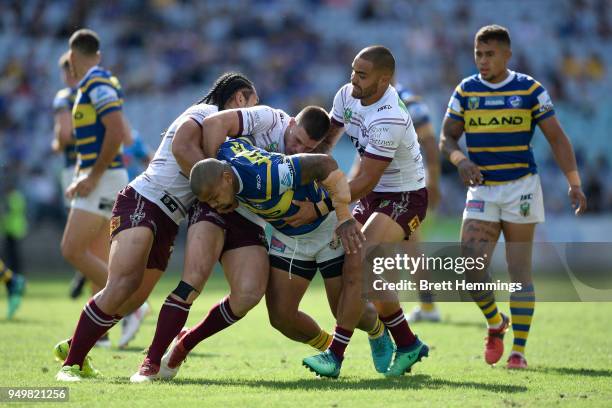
[343,108,353,123]
[266,142,279,152]
[508,95,523,108]
[468,96,480,110]
[520,201,531,217]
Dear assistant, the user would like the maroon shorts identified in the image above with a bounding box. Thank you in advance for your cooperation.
[188,201,268,254]
[352,188,428,239]
[110,186,179,271]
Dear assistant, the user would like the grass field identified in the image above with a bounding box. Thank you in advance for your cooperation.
[2,273,612,407]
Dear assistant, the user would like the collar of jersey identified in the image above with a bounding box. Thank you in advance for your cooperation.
[78,65,102,87]
[231,166,243,193]
[478,70,515,89]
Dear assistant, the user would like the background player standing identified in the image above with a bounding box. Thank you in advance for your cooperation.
[440,25,587,369]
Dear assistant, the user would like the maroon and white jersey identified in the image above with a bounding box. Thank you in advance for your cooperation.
[331,84,425,192]
[130,103,218,224]
[234,105,290,153]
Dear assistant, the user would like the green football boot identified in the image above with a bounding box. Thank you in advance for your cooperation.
[369,328,395,373]
[302,350,342,379]
[53,339,101,378]
[385,337,429,377]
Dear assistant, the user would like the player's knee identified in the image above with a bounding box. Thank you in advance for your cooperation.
[61,240,81,264]
[230,290,263,316]
[108,274,142,298]
[267,305,294,332]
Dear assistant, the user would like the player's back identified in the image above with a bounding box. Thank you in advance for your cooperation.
[218,139,328,236]
[130,103,218,223]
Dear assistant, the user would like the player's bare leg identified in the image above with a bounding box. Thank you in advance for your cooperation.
[266,268,322,343]
[159,245,269,380]
[88,226,111,348]
[61,209,109,288]
[57,226,153,380]
[501,221,536,369]
[461,219,509,365]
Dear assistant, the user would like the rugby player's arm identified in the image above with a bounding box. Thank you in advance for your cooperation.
[200,110,242,158]
[52,109,73,152]
[89,110,128,179]
[172,119,207,176]
[295,153,365,252]
[311,120,343,154]
[348,156,389,202]
[439,116,483,186]
[415,122,441,207]
[538,115,587,214]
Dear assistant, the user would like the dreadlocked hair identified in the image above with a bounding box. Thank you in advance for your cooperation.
[196,72,255,110]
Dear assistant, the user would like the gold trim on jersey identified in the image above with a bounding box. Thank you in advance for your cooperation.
[464,109,532,133]
[483,173,533,186]
[80,153,98,161]
[468,145,529,153]
[75,136,97,146]
[478,163,529,171]
[447,108,464,117]
[79,77,115,94]
[241,190,294,218]
[73,104,97,128]
[457,82,540,97]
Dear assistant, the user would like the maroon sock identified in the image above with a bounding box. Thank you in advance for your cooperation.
[328,325,353,361]
[381,308,416,349]
[182,297,241,351]
[146,296,191,365]
[64,299,118,368]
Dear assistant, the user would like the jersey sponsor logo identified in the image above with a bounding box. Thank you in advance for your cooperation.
[161,194,178,213]
[270,236,286,253]
[537,91,554,113]
[343,107,353,123]
[508,95,523,108]
[484,96,505,106]
[466,200,485,212]
[467,116,524,127]
[408,215,421,232]
[468,96,480,110]
[256,174,262,190]
[370,138,394,147]
[520,193,533,201]
[377,104,392,112]
[89,84,118,108]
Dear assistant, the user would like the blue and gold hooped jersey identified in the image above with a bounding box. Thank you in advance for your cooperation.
[446,71,555,184]
[72,66,124,170]
[217,139,330,236]
[52,87,78,168]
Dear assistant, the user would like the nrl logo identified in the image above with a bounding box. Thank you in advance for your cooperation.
[343,108,352,123]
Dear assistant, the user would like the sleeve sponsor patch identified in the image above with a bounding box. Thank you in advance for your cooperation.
[89,84,119,110]
[536,90,554,113]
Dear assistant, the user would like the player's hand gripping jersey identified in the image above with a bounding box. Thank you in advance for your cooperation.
[446,71,555,185]
[217,138,329,236]
[331,84,425,192]
[130,103,218,224]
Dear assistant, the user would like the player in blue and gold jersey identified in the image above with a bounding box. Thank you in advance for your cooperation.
[440,25,587,369]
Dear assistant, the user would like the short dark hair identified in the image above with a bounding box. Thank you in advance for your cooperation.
[197,72,255,109]
[58,52,70,70]
[358,45,395,75]
[296,106,330,141]
[475,25,511,46]
[69,29,100,56]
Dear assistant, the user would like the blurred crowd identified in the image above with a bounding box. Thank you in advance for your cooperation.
[1,0,611,235]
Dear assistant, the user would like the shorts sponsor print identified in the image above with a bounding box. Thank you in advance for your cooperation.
[352,188,428,239]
